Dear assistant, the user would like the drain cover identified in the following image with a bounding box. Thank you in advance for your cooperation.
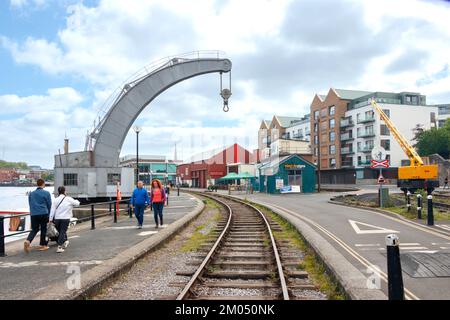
[401,252,450,278]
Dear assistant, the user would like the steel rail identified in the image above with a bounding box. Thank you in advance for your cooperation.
[176,195,233,300]
[178,191,290,300]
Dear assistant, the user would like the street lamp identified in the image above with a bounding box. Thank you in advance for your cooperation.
[165,158,169,186]
[133,125,142,185]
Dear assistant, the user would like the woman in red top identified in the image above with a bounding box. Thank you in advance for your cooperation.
[150,179,166,228]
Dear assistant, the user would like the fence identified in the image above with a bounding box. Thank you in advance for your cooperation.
[0,198,132,257]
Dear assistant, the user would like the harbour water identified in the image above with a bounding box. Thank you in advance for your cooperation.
[1,186,54,243]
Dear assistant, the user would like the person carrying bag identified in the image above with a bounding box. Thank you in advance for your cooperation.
[49,186,80,253]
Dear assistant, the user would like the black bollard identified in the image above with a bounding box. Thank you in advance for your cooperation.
[406,191,411,212]
[386,234,404,300]
[416,194,422,220]
[427,194,434,226]
[0,216,5,257]
[177,187,180,196]
[128,200,132,218]
[114,202,117,223]
[109,202,112,214]
[90,204,95,230]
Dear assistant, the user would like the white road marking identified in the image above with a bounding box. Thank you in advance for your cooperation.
[439,247,450,250]
[431,242,450,245]
[348,219,399,234]
[360,248,386,251]
[399,243,421,246]
[436,225,450,231]
[405,250,437,254]
[68,235,80,239]
[0,260,103,268]
[355,243,380,247]
[138,231,158,236]
[400,247,428,250]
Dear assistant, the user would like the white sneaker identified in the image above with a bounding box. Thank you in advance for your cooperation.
[56,246,65,253]
[63,240,69,249]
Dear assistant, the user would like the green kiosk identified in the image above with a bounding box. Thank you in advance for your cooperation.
[259,154,316,194]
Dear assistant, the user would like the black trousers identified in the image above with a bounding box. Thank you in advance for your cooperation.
[54,219,70,246]
[26,214,49,246]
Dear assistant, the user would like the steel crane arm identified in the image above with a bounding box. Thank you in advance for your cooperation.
[370,99,424,166]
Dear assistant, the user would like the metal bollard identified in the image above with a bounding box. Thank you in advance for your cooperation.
[416,194,422,220]
[406,191,411,212]
[386,234,404,300]
[0,216,6,257]
[109,202,112,214]
[114,202,117,223]
[128,200,132,218]
[177,187,180,196]
[427,194,434,226]
[90,204,95,230]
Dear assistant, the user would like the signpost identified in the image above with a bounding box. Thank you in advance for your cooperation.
[371,147,388,207]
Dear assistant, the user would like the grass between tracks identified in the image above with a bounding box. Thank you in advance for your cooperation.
[180,199,222,252]
[252,203,346,300]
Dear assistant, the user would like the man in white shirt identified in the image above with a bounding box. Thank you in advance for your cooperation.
[50,186,80,253]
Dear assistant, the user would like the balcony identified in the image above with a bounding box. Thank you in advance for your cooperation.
[341,160,354,168]
[340,147,354,155]
[357,115,375,124]
[357,160,371,166]
[357,146,373,153]
[340,118,354,128]
[357,131,375,138]
[340,133,354,141]
[292,134,304,140]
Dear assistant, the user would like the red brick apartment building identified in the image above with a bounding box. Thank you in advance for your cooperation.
[0,168,19,183]
[177,143,254,188]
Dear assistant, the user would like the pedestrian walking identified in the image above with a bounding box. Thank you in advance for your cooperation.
[24,179,52,253]
[49,186,80,253]
[444,176,449,189]
[150,179,166,228]
[130,181,149,229]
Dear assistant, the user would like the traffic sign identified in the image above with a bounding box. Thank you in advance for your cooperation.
[371,146,387,161]
[371,159,389,168]
[378,175,385,184]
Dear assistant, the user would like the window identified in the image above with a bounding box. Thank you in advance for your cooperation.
[329,145,336,155]
[329,158,336,168]
[329,118,335,129]
[381,139,390,151]
[382,109,390,118]
[329,105,335,116]
[380,124,390,135]
[357,142,362,151]
[430,112,436,123]
[320,108,327,117]
[412,96,418,105]
[314,147,318,156]
[366,140,374,149]
[107,173,121,185]
[314,135,318,144]
[329,131,336,142]
[63,173,78,186]
[314,123,318,132]
[366,125,374,135]
[286,132,290,139]
[321,121,327,130]
[314,110,319,120]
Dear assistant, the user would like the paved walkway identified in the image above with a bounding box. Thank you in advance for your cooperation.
[0,193,199,300]
[193,188,450,300]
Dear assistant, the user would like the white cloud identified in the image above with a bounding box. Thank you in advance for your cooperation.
[10,0,48,9]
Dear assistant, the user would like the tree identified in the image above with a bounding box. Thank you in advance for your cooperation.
[415,119,450,159]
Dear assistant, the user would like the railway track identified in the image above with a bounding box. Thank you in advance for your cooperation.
[174,193,318,300]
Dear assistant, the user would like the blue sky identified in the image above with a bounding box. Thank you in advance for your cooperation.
[1,0,450,168]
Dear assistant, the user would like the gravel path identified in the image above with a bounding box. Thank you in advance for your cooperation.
[94,200,222,300]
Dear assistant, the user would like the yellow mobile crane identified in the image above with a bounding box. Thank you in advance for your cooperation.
[370,99,439,193]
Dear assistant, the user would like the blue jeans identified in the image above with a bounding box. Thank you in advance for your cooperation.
[152,202,164,225]
[134,204,145,226]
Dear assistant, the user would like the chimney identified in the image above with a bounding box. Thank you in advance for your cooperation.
[64,138,69,154]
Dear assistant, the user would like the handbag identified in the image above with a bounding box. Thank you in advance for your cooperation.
[46,222,59,238]
[46,196,66,238]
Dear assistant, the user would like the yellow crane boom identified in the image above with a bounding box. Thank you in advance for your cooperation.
[370,99,423,166]
[369,99,438,186]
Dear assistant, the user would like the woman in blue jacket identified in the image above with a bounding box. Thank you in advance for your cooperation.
[130,181,150,229]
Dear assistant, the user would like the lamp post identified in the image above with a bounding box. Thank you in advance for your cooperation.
[316,117,321,193]
[165,158,169,186]
[133,126,142,185]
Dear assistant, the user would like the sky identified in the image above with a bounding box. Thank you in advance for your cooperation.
[1,0,450,168]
